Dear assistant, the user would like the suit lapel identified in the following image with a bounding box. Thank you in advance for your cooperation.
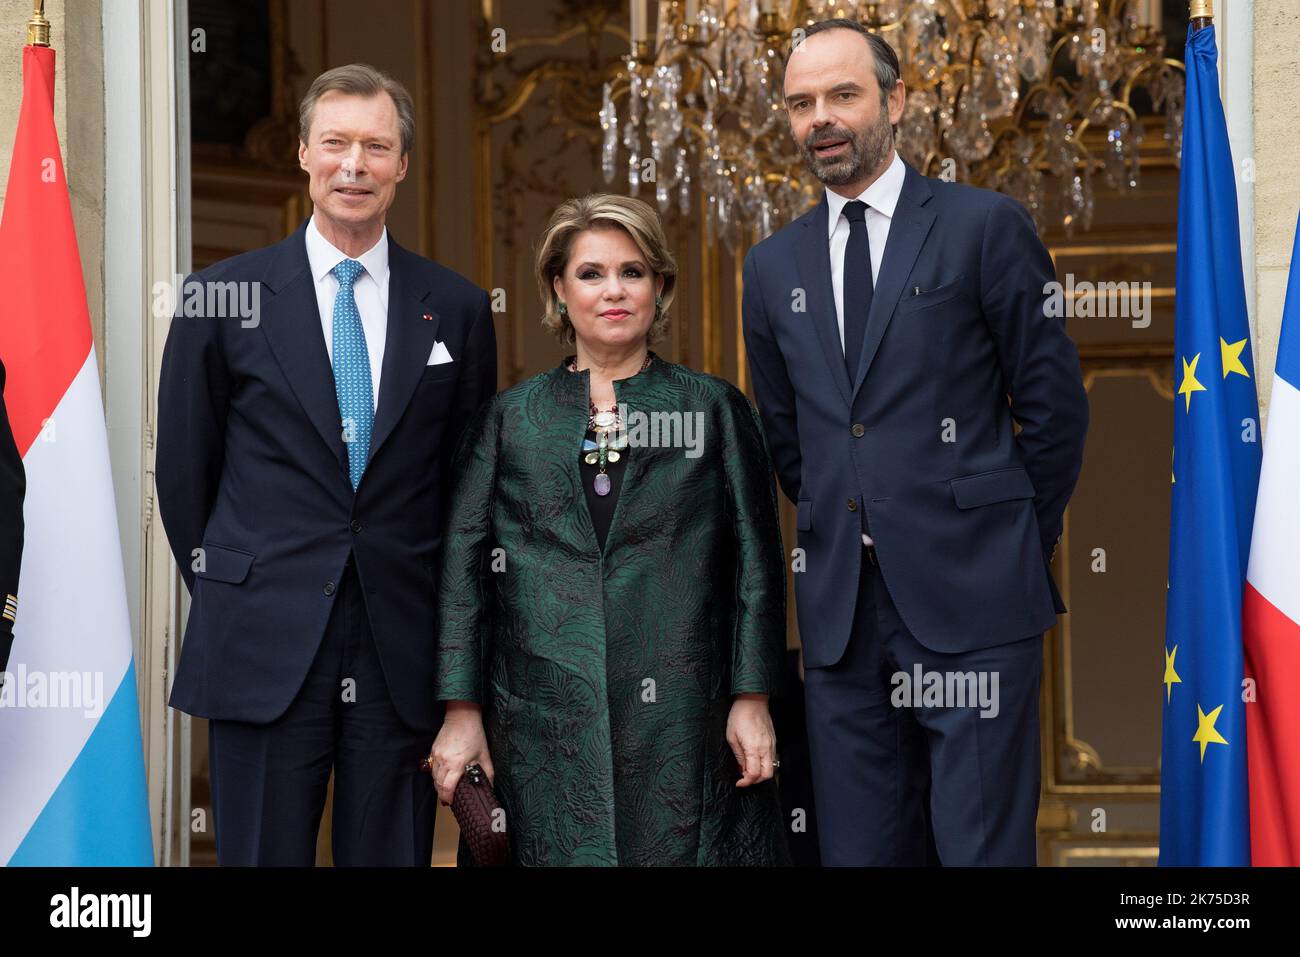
[368,238,440,466]
[794,194,853,407]
[260,223,350,478]
[851,164,936,400]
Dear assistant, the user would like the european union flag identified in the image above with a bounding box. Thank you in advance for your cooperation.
[1160,23,1261,866]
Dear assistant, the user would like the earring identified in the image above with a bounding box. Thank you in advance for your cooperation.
[655,296,662,307]
[558,301,568,315]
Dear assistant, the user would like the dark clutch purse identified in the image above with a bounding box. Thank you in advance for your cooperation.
[422,758,510,867]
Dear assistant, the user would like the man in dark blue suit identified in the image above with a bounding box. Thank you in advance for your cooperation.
[743,20,1088,865]
[157,64,496,865]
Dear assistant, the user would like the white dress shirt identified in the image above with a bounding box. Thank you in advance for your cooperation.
[825,149,906,351]
[824,150,907,546]
[305,215,389,412]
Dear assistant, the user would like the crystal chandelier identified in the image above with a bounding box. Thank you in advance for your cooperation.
[600,0,1185,249]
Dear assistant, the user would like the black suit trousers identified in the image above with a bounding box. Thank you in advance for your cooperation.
[208,559,437,866]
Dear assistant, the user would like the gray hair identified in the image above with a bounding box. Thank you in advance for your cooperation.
[298,63,415,155]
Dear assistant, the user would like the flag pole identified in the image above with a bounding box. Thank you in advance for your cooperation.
[1191,0,1213,32]
[26,0,49,47]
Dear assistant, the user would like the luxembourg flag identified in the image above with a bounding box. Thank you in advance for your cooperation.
[1244,212,1300,866]
[0,43,152,864]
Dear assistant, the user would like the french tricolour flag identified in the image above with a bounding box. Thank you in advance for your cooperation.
[0,44,152,864]
[1244,212,1300,867]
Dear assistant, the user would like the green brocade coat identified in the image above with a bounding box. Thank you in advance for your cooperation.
[435,355,791,866]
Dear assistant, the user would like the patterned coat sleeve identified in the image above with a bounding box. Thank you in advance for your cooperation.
[434,393,502,704]
[717,384,787,696]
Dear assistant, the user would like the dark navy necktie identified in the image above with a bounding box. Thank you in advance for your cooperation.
[842,199,873,382]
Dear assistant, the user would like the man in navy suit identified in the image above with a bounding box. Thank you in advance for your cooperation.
[157,64,496,865]
[743,20,1088,865]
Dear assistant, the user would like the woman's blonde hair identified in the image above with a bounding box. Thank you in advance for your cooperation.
[534,194,678,346]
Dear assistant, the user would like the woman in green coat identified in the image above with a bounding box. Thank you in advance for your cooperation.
[430,194,790,866]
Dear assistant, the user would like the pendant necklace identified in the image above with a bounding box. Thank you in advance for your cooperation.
[568,352,651,496]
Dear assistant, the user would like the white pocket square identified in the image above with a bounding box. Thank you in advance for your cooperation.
[426,340,454,365]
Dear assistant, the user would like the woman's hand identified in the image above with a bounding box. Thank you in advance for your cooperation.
[430,701,495,805]
[726,693,777,787]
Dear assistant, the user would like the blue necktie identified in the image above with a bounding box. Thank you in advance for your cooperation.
[331,259,373,490]
[842,200,874,382]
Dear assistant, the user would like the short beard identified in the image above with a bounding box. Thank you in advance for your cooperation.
[798,106,895,188]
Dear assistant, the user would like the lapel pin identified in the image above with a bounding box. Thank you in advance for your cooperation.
[422,313,434,321]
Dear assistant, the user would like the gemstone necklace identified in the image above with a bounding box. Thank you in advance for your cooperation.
[567,353,651,496]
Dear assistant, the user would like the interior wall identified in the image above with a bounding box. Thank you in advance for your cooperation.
[1253,0,1300,419]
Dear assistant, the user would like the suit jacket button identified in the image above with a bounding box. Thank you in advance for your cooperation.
[851,423,865,437]
[350,520,362,533]
[323,581,336,596]
[847,499,858,512]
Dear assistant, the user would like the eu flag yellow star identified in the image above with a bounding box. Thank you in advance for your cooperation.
[1179,353,1207,412]
[1220,337,1251,379]
[1164,645,1182,703]
[1193,703,1229,763]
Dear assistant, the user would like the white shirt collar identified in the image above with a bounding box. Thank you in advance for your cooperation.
[825,150,907,239]
[306,214,389,286]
